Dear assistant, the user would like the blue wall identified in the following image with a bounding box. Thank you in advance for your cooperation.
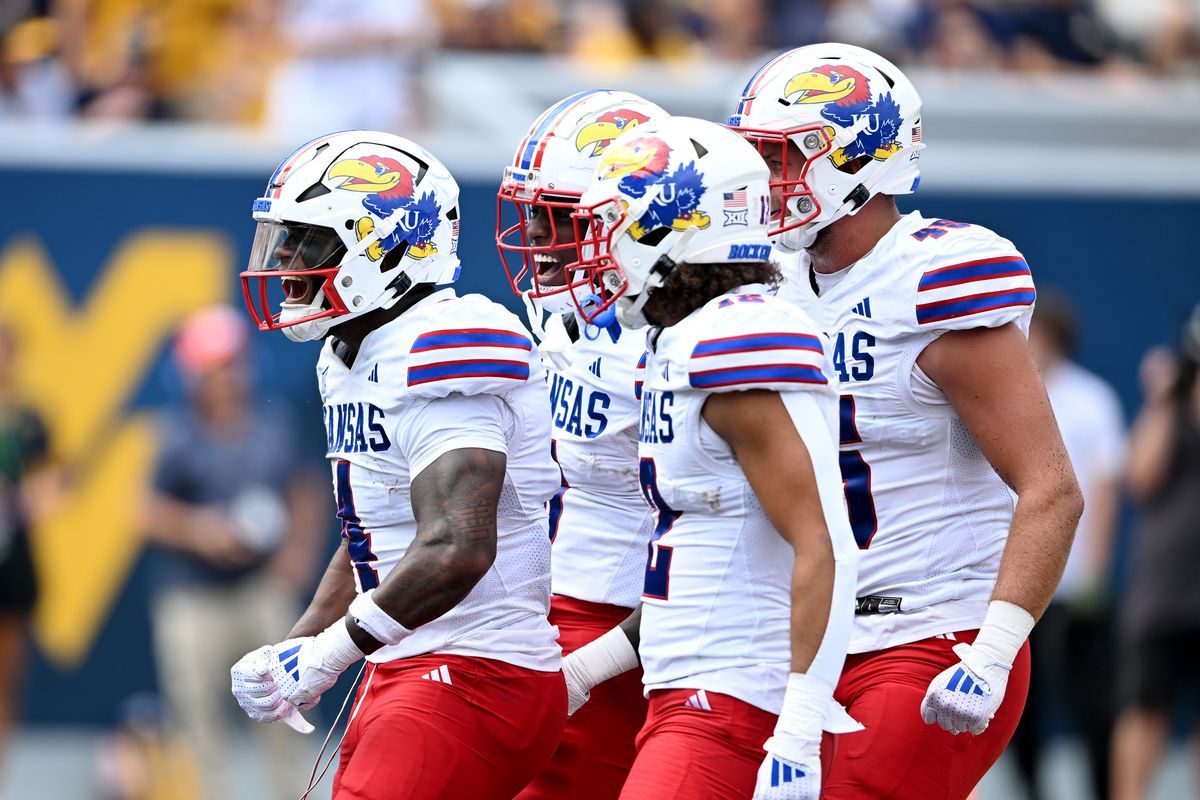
[2,166,1195,725]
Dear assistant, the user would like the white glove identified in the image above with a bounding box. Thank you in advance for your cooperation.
[753,736,821,800]
[230,646,315,734]
[561,626,639,716]
[267,620,365,711]
[920,601,1034,736]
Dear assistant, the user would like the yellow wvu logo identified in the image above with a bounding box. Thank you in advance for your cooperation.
[0,231,228,666]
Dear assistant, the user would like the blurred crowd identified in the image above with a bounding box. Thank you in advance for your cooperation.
[1,0,1199,126]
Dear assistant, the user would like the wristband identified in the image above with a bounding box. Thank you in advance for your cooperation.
[315,618,365,672]
[348,590,413,646]
[971,600,1035,667]
[564,626,639,691]
[774,671,836,743]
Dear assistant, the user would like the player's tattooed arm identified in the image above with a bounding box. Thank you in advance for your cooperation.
[345,448,505,655]
[286,541,358,639]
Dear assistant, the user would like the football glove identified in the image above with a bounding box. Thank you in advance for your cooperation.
[230,645,314,734]
[754,736,821,800]
[266,620,364,712]
[920,601,1034,736]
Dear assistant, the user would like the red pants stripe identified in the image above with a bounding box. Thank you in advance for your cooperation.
[333,653,566,800]
[822,629,1031,800]
[619,688,775,800]
[517,595,648,800]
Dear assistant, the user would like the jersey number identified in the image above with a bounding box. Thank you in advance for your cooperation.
[547,439,569,542]
[911,219,970,241]
[639,457,681,600]
[336,459,380,590]
[838,396,878,548]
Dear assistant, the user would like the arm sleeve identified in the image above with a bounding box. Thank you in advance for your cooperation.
[395,393,511,480]
[780,391,858,690]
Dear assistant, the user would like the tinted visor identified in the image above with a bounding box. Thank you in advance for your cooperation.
[246,221,347,274]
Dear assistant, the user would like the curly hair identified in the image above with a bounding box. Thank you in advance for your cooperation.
[642,260,782,327]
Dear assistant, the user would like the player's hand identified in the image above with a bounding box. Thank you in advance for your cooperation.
[230,646,315,734]
[753,735,821,800]
[267,621,365,712]
[920,641,1011,735]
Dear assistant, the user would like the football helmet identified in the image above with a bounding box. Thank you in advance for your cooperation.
[496,90,666,315]
[242,131,461,342]
[728,43,923,251]
[570,116,772,328]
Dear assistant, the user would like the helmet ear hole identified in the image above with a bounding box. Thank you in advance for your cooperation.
[379,242,407,272]
[637,227,671,247]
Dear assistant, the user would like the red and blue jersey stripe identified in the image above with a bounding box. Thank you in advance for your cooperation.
[691,332,824,359]
[410,328,533,353]
[918,256,1030,291]
[689,363,827,389]
[407,327,533,388]
[917,254,1036,326]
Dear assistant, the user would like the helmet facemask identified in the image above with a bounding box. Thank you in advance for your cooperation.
[496,176,596,315]
[242,221,351,342]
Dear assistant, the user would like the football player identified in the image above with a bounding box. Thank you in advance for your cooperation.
[564,116,860,800]
[729,44,1084,799]
[228,131,566,799]
[497,90,667,800]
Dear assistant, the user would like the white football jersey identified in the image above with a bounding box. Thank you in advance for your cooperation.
[779,212,1036,654]
[544,319,654,609]
[635,285,846,714]
[318,288,562,671]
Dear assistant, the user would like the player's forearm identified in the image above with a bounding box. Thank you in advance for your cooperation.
[991,477,1084,619]
[618,603,643,652]
[786,531,835,674]
[287,542,357,639]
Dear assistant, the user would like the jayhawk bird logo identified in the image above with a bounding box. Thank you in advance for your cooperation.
[596,136,710,240]
[328,155,442,261]
[575,109,652,157]
[783,64,904,167]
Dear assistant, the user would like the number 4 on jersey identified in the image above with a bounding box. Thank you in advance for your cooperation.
[839,396,878,548]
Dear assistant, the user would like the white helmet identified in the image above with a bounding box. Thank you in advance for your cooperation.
[728,43,924,251]
[496,90,666,315]
[242,131,461,342]
[570,116,772,329]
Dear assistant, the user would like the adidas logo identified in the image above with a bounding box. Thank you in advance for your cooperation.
[682,689,712,711]
[588,358,602,379]
[420,665,452,685]
[947,666,985,696]
[934,632,957,641]
[770,758,806,787]
[851,298,872,318]
[278,644,302,682]
[367,364,379,383]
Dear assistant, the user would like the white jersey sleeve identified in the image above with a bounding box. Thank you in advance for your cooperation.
[405,295,539,398]
[912,223,1035,331]
[394,393,510,479]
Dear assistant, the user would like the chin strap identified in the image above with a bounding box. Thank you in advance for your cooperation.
[522,292,573,370]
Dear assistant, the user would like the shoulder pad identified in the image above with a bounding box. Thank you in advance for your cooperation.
[912,223,1035,331]
[406,298,537,398]
[679,294,830,394]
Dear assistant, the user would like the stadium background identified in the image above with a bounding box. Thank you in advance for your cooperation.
[0,1,1197,797]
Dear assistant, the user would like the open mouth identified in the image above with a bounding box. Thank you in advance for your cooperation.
[282,276,317,305]
[533,251,569,286]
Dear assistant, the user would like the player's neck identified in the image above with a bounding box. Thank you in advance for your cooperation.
[808,197,902,275]
[329,283,437,363]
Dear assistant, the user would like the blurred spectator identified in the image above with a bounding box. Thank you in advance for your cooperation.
[0,321,59,771]
[142,305,325,800]
[1112,304,1200,800]
[1095,0,1200,73]
[0,1,73,119]
[263,0,434,141]
[1012,294,1124,800]
[94,693,200,800]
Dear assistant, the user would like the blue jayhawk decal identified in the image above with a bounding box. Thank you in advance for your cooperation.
[596,136,710,240]
[328,155,442,261]
[783,64,903,167]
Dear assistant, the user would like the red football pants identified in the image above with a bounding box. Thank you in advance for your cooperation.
[619,688,776,799]
[332,653,566,800]
[821,629,1031,800]
[517,595,648,800]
